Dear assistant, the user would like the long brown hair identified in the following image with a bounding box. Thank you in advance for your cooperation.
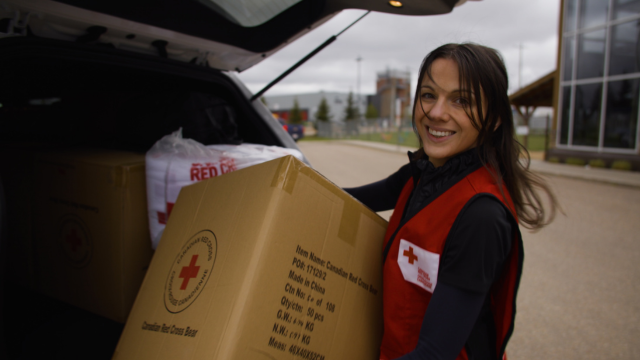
[412,43,557,229]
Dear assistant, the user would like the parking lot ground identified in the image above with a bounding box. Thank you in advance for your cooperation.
[298,140,640,360]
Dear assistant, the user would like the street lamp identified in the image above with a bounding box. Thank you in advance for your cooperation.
[356,56,362,118]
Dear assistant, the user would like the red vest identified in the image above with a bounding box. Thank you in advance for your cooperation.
[379,166,523,360]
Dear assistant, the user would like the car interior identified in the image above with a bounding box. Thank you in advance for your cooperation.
[0,36,290,360]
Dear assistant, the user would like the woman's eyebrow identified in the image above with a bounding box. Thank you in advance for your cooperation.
[420,83,475,98]
[421,85,471,96]
[453,89,475,97]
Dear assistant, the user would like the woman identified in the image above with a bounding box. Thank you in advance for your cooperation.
[345,43,557,360]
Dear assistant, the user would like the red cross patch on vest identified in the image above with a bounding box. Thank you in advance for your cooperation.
[397,239,439,293]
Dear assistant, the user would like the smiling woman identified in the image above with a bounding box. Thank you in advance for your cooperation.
[411,43,557,229]
[344,43,559,360]
[416,58,481,168]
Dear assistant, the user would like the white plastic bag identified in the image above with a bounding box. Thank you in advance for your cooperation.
[146,129,304,248]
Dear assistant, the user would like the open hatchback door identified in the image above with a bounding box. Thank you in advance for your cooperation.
[1,0,467,71]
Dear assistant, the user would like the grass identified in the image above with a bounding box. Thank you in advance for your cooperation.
[298,135,332,141]
[611,160,632,171]
[588,159,606,168]
[350,131,421,148]
[565,157,586,166]
[302,131,548,153]
[516,134,547,152]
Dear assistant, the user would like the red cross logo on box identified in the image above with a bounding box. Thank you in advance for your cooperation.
[179,255,201,290]
[165,230,218,313]
[59,215,92,268]
[66,228,83,252]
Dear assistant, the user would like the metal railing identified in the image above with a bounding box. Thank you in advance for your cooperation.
[316,118,415,140]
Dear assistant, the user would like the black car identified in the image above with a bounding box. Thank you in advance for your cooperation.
[0,0,468,358]
[278,118,305,141]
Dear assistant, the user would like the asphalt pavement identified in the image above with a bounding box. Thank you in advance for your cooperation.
[336,140,640,188]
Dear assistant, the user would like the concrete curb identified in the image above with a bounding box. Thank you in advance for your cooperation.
[336,140,640,189]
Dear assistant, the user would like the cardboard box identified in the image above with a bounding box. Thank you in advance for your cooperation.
[32,150,153,323]
[113,155,388,360]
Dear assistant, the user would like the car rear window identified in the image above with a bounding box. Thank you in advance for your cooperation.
[198,0,302,27]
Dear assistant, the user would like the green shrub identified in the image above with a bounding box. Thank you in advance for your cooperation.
[548,156,560,163]
[611,160,632,171]
[565,157,586,166]
[588,159,606,168]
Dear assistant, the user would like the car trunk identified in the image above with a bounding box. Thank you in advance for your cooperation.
[0,36,301,360]
[0,37,295,152]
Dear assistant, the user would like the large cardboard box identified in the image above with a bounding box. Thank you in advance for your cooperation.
[114,155,388,360]
[32,150,153,323]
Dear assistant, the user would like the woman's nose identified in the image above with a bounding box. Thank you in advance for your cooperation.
[427,99,448,121]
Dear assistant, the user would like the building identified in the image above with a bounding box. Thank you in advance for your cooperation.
[263,91,367,123]
[371,69,412,124]
[513,0,640,169]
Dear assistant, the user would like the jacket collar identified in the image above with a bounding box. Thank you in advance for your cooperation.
[403,148,483,222]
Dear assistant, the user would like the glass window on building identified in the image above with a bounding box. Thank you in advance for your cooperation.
[563,37,576,80]
[613,0,640,20]
[560,86,573,145]
[572,83,603,146]
[605,78,639,148]
[558,0,640,151]
[565,0,578,32]
[577,29,606,79]
[579,0,609,29]
[609,20,640,76]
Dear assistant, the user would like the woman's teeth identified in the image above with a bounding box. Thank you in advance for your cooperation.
[428,127,454,138]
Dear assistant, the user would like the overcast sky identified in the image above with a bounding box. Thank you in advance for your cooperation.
[237,0,561,105]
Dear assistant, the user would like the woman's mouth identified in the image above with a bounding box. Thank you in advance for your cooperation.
[427,126,455,138]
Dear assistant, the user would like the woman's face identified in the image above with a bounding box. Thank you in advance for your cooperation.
[415,58,482,168]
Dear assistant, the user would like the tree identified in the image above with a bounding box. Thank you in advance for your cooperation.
[344,92,360,136]
[365,103,379,119]
[315,97,331,122]
[289,97,303,124]
[344,92,359,121]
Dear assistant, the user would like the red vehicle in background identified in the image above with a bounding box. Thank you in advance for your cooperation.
[278,118,304,142]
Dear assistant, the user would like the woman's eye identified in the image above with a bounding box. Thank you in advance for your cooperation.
[454,98,469,106]
[421,93,435,100]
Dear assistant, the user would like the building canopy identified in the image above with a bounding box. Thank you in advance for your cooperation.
[509,70,556,107]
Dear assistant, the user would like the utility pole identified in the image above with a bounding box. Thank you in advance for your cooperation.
[389,69,396,128]
[356,56,362,118]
